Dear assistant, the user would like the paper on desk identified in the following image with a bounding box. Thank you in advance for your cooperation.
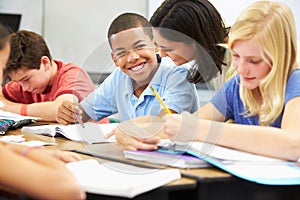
[0,110,40,120]
[0,135,25,143]
[177,141,285,163]
[66,159,181,198]
[0,135,57,146]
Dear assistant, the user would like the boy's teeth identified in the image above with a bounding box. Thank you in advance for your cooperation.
[131,64,143,71]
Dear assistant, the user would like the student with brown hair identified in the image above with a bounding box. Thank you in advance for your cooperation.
[0,30,95,122]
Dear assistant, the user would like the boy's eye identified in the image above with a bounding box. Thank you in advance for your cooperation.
[135,44,146,50]
[116,51,127,58]
[20,78,29,83]
[162,47,172,52]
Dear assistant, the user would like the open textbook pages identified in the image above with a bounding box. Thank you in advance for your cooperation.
[21,122,118,144]
[156,140,300,185]
[66,159,181,198]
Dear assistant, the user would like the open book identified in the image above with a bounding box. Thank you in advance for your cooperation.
[66,159,181,198]
[21,122,118,144]
[152,140,300,185]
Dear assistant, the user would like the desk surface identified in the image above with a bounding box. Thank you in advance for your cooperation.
[7,128,300,200]
[6,128,201,198]
[9,128,232,180]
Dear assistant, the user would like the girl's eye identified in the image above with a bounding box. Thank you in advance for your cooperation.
[232,53,239,58]
[232,54,240,60]
[249,59,261,64]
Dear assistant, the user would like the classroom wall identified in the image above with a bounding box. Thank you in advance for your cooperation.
[0,0,43,33]
[1,0,299,74]
[44,0,147,73]
[0,0,147,74]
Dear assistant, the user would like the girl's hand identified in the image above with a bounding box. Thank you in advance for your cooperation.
[164,114,182,141]
[164,112,199,142]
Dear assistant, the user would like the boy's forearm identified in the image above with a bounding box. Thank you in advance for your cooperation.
[2,94,80,122]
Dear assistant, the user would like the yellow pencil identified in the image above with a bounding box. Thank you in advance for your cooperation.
[150,85,172,114]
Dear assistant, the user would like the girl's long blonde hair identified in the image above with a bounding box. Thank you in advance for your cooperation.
[228,1,298,126]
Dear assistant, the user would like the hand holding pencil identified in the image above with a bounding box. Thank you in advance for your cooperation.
[57,100,85,127]
[150,85,172,114]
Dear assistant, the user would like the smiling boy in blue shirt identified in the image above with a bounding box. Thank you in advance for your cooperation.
[57,12,199,124]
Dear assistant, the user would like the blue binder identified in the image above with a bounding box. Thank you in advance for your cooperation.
[158,141,300,185]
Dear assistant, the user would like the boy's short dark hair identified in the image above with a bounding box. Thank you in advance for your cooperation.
[107,13,153,46]
[5,30,52,74]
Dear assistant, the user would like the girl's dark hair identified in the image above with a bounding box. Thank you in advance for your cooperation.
[5,30,52,74]
[150,0,229,83]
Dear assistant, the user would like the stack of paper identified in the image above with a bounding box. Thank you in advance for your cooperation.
[66,159,181,198]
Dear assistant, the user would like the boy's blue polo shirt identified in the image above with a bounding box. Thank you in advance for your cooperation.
[81,57,200,122]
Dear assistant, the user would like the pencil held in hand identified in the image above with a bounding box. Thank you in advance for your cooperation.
[150,85,172,114]
[75,113,85,128]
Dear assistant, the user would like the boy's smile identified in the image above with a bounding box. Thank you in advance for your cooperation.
[128,62,145,73]
[110,27,158,87]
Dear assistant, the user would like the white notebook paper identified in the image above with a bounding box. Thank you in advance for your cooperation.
[66,159,181,198]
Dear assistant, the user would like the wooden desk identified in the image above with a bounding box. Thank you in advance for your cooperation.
[8,128,300,200]
[6,128,198,200]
